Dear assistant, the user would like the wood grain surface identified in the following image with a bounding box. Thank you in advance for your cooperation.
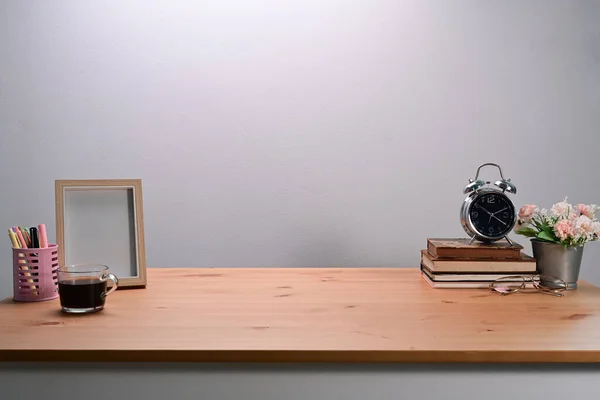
[2,268,600,363]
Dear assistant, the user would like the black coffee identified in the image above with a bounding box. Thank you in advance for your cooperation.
[58,279,106,310]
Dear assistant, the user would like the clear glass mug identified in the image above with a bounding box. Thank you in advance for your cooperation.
[57,264,119,313]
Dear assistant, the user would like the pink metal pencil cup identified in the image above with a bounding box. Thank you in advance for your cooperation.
[12,244,60,302]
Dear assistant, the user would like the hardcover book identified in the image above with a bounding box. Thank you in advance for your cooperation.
[420,249,537,273]
[420,269,535,289]
[420,263,535,282]
[427,237,523,260]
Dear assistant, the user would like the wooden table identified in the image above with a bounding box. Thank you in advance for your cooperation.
[2,268,600,363]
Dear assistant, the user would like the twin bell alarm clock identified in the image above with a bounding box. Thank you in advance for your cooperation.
[460,162,518,245]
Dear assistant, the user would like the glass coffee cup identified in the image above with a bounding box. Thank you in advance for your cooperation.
[57,264,119,313]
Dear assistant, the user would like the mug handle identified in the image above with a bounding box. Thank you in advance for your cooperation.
[104,273,119,297]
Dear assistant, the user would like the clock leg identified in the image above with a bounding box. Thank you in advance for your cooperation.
[504,235,515,246]
[469,236,476,245]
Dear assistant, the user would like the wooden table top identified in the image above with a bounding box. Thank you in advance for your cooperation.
[2,268,600,363]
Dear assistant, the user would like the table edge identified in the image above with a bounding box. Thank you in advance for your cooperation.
[2,349,600,363]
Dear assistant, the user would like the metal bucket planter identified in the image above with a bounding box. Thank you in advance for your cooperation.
[531,239,584,290]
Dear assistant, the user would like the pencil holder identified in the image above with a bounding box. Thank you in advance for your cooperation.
[12,244,59,302]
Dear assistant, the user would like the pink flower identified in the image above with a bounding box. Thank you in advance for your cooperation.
[518,204,537,223]
[554,219,574,241]
[573,215,594,241]
[515,198,600,245]
[576,204,596,219]
[592,221,600,237]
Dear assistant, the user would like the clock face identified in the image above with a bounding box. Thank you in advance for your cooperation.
[469,192,515,238]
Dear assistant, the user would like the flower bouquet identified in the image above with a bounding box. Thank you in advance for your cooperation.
[514,198,600,248]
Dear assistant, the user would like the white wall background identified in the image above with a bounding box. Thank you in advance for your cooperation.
[1,1,599,299]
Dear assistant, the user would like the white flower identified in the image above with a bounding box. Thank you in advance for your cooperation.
[550,198,573,219]
[538,209,556,225]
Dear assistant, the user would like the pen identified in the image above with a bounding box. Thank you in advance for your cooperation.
[38,224,48,248]
[15,229,28,249]
[13,228,23,247]
[29,227,40,248]
[8,228,37,291]
[11,227,20,246]
[21,227,32,247]
[8,229,19,248]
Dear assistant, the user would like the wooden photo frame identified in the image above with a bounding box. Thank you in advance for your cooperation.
[55,179,147,288]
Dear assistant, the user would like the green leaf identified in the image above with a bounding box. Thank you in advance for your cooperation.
[540,222,552,231]
[537,230,557,243]
[539,225,555,237]
[516,227,538,237]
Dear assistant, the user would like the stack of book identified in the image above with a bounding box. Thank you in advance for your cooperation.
[420,238,537,288]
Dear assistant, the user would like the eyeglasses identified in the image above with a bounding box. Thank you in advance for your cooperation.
[489,275,570,297]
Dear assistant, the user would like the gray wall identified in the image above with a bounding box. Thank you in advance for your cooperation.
[1,1,600,398]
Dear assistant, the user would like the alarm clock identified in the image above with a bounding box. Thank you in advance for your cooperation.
[460,162,517,244]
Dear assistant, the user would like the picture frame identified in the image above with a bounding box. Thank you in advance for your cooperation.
[55,179,147,288]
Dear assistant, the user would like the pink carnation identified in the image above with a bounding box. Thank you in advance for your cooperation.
[592,221,600,237]
[576,204,595,218]
[554,219,574,241]
[518,204,537,223]
[573,215,594,241]
[515,198,600,246]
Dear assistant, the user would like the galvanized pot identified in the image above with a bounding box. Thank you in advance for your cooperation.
[531,239,584,290]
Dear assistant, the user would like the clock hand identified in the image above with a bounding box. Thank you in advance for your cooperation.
[489,207,508,222]
[490,214,507,225]
[491,207,508,216]
[475,204,495,222]
[476,204,493,215]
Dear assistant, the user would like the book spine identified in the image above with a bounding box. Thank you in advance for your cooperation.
[426,242,438,258]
